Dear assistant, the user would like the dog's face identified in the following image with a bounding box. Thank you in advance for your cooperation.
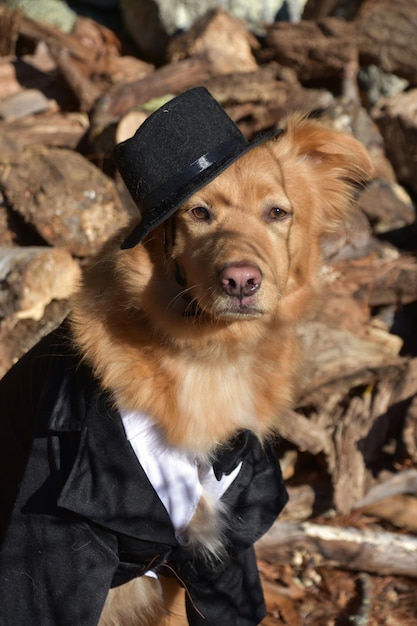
[116,115,373,338]
[72,115,373,449]
[171,160,294,321]
[170,149,316,323]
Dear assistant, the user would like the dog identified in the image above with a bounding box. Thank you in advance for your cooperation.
[0,88,373,626]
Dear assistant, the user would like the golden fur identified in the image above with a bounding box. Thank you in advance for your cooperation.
[71,114,373,624]
[99,575,186,626]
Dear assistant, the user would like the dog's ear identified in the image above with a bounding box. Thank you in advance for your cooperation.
[277,113,374,230]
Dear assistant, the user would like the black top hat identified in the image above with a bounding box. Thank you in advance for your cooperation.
[113,87,281,249]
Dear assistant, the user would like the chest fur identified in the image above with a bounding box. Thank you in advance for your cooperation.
[176,357,256,431]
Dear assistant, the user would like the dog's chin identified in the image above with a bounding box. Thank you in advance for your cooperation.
[198,298,264,321]
[179,289,266,322]
[216,306,263,320]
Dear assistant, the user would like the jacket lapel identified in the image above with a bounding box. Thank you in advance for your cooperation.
[53,371,177,546]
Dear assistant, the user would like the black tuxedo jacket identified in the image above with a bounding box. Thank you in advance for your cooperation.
[0,324,288,625]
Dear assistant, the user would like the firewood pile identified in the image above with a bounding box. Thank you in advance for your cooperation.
[1,0,417,623]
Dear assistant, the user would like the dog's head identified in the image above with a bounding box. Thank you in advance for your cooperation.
[115,115,373,338]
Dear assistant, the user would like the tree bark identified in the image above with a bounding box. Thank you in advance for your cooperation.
[256,521,417,578]
[356,0,417,85]
[92,56,213,127]
[264,17,357,82]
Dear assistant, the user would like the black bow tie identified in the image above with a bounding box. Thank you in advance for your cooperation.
[212,430,252,480]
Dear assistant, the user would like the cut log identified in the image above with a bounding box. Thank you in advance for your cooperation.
[0,56,22,100]
[0,6,22,56]
[203,63,334,137]
[0,246,79,377]
[0,111,89,150]
[0,246,80,322]
[48,44,101,112]
[167,8,259,74]
[403,395,417,463]
[0,300,69,379]
[297,321,404,404]
[372,89,417,194]
[256,521,417,578]
[356,0,417,85]
[280,485,316,523]
[264,17,357,82]
[358,180,416,234]
[274,408,330,456]
[321,205,373,263]
[325,104,397,182]
[328,376,408,513]
[0,205,18,246]
[118,0,169,64]
[0,89,50,120]
[356,468,417,508]
[15,11,99,64]
[0,52,74,110]
[350,469,417,536]
[330,395,369,512]
[360,494,417,533]
[331,253,417,308]
[261,579,303,626]
[302,0,364,20]
[0,9,136,113]
[0,146,132,257]
[91,56,213,129]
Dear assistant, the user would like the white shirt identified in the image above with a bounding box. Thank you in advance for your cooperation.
[119,409,242,538]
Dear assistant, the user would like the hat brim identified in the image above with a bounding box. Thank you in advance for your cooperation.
[120,128,282,249]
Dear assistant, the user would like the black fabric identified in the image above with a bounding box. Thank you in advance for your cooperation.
[113,87,282,248]
[184,549,266,626]
[0,324,288,625]
[212,429,252,480]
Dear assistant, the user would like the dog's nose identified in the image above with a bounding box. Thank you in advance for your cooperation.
[219,264,262,297]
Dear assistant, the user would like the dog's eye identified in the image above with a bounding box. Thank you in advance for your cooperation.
[268,207,288,220]
[190,206,211,221]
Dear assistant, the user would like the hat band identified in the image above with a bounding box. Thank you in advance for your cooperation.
[139,137,245,212]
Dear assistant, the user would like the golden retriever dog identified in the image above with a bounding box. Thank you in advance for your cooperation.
[0,88,372,626]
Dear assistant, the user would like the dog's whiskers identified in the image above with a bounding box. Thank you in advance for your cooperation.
[167,285,196,311]
[184,295,204,321]
[186,288,221,329]
[167,284,207,322]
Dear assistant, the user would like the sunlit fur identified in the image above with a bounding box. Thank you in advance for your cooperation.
[182,493,229,564]
[70,114,373,623]
[99,575,186,626]
[98,576,164,626]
